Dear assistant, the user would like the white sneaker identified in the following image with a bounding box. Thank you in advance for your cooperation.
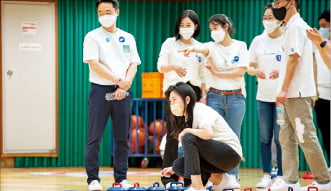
[214,173,230,191]
[256,175,272,188]
[120,180,132,189]
[88,180,103,191]
[227,174,240,189]
[269,178,300,191]
[300,181,331,191]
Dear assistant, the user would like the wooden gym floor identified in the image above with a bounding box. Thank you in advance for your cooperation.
[0,166,315,191]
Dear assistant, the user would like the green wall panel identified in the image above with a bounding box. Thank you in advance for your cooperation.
[15,0,330,171]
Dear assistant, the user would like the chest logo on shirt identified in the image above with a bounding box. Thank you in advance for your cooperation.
[123,45,131,53]
[231,56,239,64]
[276,55,282,62]
[106,37,110,42]
[119,36,125,43]
[195,54,202,63]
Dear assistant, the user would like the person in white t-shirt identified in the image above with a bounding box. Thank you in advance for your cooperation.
[247,3,283,188]
[157,10,206,187]
[306,10,330,69]
[308,10,331,175]
[180,14,249,188]
[306,28,330,69]
[82,0,141,190]
[160,82,242,191]
[270,0,331,190]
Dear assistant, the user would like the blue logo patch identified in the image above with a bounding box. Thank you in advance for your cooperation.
[106,37,110,42]
[119,36,125,43]
[195,54,202,63]
[291,48,295,52]
[231,56,239,64]
[276,55,281,62]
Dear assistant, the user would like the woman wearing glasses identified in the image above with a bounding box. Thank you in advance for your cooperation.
[247,3,283,188]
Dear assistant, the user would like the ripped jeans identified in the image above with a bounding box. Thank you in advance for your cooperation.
[280,97,330,184]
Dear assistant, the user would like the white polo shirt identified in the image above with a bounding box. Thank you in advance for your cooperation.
[205,40,249,97]
[157,37,206,92]
[279,13,316,98]
[83,27,141,85]
[192,103,243,157]
[249,32,283,102]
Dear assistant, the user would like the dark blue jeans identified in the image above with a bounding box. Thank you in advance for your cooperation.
[85,83,132,184]
[257,100,282,176]
[172,133,241,184]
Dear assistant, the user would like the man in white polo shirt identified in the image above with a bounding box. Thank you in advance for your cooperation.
[270,0,331,190]
[83,0,141,190]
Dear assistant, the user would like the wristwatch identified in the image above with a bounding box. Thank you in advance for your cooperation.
[320,40,327,48]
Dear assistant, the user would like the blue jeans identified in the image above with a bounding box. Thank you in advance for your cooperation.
[207,90,245,176]
[257,101,283,176]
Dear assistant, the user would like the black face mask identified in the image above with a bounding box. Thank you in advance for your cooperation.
[272,1,290,21]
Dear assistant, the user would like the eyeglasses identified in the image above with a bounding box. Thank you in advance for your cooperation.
[272,0,289,7]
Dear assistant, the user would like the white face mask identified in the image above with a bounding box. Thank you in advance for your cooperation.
[98,15,116,28]
[211,29,225,42]
[319,28,330,39]
[170,103,184,116]
[263,20,278,34]
[179,27,195,40]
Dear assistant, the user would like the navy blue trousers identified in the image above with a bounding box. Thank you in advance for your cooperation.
[85,83,131,184]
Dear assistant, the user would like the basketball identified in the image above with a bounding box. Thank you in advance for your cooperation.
[131,115,145,131]
[130,128,145,147]
[148,119,167,137]
[148,135,161,154]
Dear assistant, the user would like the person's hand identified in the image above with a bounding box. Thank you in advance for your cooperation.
[255,69,267,79]
[199,97,207,104]
[118,79,132,90]
[178,128,190,142]
[268,69,279,79]
[173,65,187,77]
[178,47,194,57]
[113,88,127,100]
[276,90,288,105]
[205,57,218,75]
[161,167,174,177]
[306,28,324,46]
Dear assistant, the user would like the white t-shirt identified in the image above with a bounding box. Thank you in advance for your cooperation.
[157,37,206,92]
[315,47,331,101]
[192,103,243,157]
[83,27,141,85]
[249,32,283,102]
[279,13,316,98]
[205,40,249,97]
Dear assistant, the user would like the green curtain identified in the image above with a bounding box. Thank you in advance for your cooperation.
[15,0,330,171]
